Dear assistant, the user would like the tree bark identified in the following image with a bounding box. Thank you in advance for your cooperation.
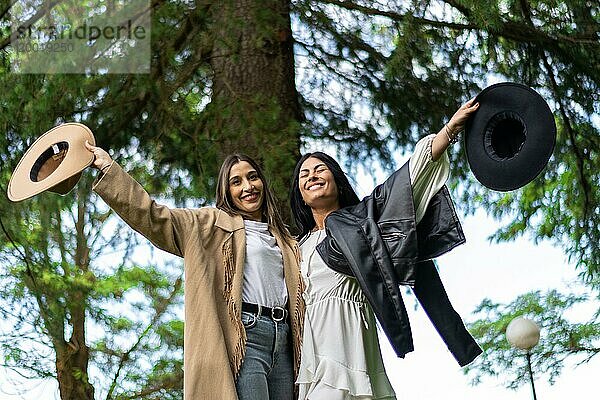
[55,194,94,400]
[55,318,94,400]
[209,0,302,221]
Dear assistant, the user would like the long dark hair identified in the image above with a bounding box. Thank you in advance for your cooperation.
[216,153,292,242]
[290,152,360,239]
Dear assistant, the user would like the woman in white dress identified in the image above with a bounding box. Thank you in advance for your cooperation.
[289,99,480,399]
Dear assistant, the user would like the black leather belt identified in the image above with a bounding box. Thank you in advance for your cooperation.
[242,302,288,323]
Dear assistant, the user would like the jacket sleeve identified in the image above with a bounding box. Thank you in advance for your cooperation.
[92,162,197,257]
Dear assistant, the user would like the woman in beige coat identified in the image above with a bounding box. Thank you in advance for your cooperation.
[85,142,304,400]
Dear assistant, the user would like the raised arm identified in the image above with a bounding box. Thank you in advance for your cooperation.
[85,141,194,257]
[408,98,479,222]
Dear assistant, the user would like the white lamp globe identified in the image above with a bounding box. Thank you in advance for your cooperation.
[506,317,541,350]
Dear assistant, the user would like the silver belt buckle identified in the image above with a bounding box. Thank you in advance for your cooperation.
[271,306,287,322]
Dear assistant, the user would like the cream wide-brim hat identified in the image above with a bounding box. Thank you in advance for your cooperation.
[7,123,96,202]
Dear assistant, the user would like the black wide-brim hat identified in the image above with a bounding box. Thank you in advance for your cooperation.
[465,82,556,192]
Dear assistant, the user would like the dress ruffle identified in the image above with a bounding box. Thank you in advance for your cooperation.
[297,309,396,400]
[297,355,377,399]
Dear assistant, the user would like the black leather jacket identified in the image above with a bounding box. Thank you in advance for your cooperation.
[316,161,482,366]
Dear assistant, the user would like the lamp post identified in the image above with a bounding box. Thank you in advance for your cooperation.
[506,316,541,400]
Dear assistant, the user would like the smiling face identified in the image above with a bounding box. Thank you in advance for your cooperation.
[298,156,340,211]
[228,161,264,221]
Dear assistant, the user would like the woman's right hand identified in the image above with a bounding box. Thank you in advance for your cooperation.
[84,140,113,171]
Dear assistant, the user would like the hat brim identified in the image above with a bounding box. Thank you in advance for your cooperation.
[465,82,556,192]
[8,123,95,202]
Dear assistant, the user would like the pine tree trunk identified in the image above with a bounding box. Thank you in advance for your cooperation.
[55,313,94,400]
[209,0,302,220]
[55,195,94,400]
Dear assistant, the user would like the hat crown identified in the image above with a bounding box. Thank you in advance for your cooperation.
[485,111,526,161]
[31,141,69,183]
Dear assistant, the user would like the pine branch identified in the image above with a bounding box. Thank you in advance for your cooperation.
[0,0,63,51]
[105,276,183,400]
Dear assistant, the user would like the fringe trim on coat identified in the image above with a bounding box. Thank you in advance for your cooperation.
[290,241,306,378]
[221,232,246,379]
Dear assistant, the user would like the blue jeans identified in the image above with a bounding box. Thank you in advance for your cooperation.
[235,311,294,400]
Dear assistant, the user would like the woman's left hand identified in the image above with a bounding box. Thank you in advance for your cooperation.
[447,98,479,136]
[430,97,480,161]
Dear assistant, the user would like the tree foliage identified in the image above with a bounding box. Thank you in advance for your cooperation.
[465,287,600,388]
[0,170,184,399]
[0,0,598,398]
[291,0,599,281]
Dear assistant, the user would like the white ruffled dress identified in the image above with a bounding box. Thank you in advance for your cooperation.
[296,134,449,399]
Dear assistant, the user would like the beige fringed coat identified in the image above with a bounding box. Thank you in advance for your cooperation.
[93,163,305,400]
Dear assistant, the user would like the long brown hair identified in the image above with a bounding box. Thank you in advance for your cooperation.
[216,154,292,242]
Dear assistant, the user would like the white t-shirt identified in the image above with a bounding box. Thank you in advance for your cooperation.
[241,219,287,308]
